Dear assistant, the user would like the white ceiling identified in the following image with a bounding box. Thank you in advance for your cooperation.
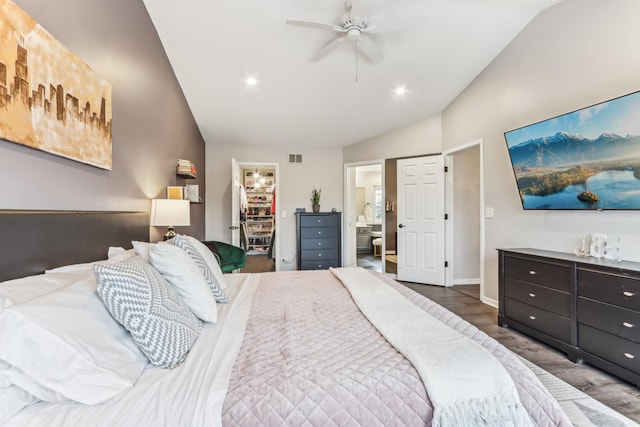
[143,0,562,148]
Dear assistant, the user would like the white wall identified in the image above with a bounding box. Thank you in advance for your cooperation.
[442,0,640,300]
[343,114,442,163]
[452,145,480,283]
[205,143,343,270]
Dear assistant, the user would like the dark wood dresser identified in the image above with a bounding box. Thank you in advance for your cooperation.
[499,248,640,386]
[296,212,342,270]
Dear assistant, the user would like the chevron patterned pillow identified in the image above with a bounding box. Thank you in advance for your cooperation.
[168,235,228,303]
[94,256,202,368]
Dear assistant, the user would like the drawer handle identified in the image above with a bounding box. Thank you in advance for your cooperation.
[528,293,536,298]
[622,322,635,328]
[529,315,536,320]
[624,353,635,360]
[528,270,537,275]
[622,291,635,297]
[317,242,322,246]
[317,220,322,223]
[317,231,322,235]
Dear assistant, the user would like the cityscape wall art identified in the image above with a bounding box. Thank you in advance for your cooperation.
[0,0,112,170]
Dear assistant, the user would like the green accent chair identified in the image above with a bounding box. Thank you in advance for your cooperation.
[202,241,246,273]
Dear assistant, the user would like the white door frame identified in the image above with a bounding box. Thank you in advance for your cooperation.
[343,160,385,270]
[443,138,486,302]
[235,161,280,272]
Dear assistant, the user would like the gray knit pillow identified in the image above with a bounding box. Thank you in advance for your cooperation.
[94,256,202,368]
[168,235,228,303]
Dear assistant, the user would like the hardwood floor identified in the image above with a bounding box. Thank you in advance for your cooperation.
[242,254,275,273]
[400,282,640,423]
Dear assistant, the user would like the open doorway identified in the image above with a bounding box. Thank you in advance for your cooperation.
[343,162,384,272]
[444,139,483,299]
[237,163,277,273]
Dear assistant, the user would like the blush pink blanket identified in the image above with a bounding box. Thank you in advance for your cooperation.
[222,270,571,426]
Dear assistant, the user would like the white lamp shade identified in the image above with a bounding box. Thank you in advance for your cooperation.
[150,199,190,227]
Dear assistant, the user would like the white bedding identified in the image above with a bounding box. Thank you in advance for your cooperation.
[5,274,259,427]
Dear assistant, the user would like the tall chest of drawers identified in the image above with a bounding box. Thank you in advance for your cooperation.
[296,212,342,270]
[499,248,640,386]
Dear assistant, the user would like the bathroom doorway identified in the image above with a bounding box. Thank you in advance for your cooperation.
[344,162,384,272]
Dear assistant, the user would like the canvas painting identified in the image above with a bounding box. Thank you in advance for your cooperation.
[0,0,112,169]
[504,91,640,210]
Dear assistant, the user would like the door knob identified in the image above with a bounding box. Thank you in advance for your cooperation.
[398,224,405,228]
[229,225,239,230]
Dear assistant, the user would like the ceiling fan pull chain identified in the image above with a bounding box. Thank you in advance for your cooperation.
[355,40,359,83]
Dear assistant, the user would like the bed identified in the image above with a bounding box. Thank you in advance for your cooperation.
[0,210,572,426]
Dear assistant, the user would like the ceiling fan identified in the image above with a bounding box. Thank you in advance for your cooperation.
[286,1,391,62]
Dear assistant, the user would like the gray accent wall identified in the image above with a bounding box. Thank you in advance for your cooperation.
[1,0,205,241]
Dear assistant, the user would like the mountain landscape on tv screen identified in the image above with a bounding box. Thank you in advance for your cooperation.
[507,131,640,209]
[509,131,640,167]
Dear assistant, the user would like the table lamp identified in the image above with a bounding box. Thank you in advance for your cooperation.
[150,199,190,240]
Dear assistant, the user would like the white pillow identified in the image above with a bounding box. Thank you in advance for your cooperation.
[108,246,126,258]
[149,243,218,323]
[132,241,155,263]
[0,385,38,425]
[168,236,228,303]
[45,250,135,276]
[184,236,229,291]
[0,272,81,314]
[94,256,202,369]
[0,275,148,405]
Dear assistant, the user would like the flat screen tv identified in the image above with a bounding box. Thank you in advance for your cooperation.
[504,90,640,210]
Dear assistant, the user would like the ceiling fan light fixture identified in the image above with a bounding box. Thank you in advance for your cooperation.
[245,76,258,86]
[394,86,407,96]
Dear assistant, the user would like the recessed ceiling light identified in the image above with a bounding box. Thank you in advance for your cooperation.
[394,86,407,96]
[246,77,258,86]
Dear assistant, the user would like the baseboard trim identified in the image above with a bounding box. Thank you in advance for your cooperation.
[453,278,480,286]
[482,296,498,308]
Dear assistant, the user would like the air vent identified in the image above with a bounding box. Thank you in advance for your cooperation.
[288,154,302,163]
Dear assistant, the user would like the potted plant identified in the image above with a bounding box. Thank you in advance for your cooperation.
[310,188,321,213]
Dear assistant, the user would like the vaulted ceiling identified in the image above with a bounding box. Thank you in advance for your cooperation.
[143,0,563,148]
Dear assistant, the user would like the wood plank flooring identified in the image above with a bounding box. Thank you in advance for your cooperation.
[401,282,640,423]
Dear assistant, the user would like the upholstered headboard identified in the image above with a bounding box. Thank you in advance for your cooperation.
[0,210,149,283]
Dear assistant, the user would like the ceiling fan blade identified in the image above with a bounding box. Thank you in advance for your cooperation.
[311,36,347,61]
[286,19,344,32]
[357,35,383,62]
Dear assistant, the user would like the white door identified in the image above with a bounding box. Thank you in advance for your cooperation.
[230,158,240,246]
[397,155,445,285]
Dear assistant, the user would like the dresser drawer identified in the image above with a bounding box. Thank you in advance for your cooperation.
[301,248,339,261]
[300,227,339,239]
[300,238,338,250]
[578,269,640,311]
[578,297,640,343]
[504,277,570,317]
[300,214,339,228]
[504,256,571,292]
[579,324,640,375]
[300,259,341,270]
[505,298,571,342]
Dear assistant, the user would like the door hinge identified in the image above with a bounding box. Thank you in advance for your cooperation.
[444,213,448,220]
[444,166,448,173]
[444,261,449,268]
